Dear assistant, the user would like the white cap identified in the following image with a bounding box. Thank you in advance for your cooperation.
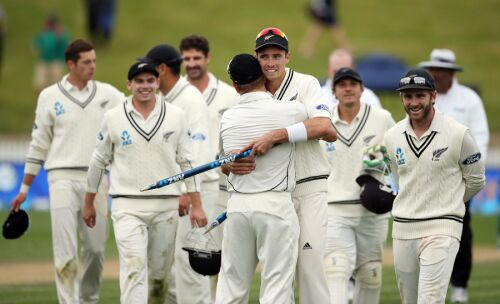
[418,49,463,71]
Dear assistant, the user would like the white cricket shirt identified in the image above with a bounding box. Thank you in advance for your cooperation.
[384,111,485,240]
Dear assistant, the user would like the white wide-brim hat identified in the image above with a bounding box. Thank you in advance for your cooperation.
[418,49,463,71]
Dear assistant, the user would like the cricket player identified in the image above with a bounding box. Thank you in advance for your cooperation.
[322,67,395,304]
[216,53,306,304]
[419,49,489,303]
[11,39,123,304]
[230,27,336,304]
[384,69,485,304]
[140,43,210,304]
[83,61,205,303]
[321,48,382,109]
[180,34,240,301]
[180,34,239,247]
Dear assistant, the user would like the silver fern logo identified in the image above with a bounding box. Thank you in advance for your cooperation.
[432,147,448,161]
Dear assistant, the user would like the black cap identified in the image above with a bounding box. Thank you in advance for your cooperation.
[227,54,263,85]
[3,209,30,239]
[255,27,289,52]
[138,44,183,66]
[356,175,395,214]
[333,67,363,86]
[128,61,159,80]
[397,68,435,92]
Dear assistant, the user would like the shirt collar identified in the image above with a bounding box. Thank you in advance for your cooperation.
[163,77,188,101]
[125,94,162,117]
[239,91,273,104]
[331,102,367,125]
[403,108,444,137]
[61,74,92,93]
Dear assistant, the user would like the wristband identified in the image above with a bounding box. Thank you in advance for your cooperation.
[286,122,308,143]
[20,184,30,194]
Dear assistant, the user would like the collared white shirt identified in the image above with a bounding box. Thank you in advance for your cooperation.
[124,95,163,131]
[321,78,382,110]
[60,74,95,105]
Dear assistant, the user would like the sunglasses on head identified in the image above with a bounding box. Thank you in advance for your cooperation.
[256,27,288,40]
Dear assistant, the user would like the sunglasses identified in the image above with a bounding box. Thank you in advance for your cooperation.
[256,27,288,40]
[400,76,426,86]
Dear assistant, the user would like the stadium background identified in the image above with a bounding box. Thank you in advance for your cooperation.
[0,0,499,303]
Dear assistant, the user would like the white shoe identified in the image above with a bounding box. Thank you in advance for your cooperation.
[450,286,468,303]
[347,279,355,302]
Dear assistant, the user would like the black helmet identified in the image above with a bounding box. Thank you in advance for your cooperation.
[182,247,221,276]
[356,174,396,214]
[3,209,30,239]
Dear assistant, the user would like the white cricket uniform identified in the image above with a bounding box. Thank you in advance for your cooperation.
[321,79,382,110]
[271,68,332,304]
[434,78,489,158]
[196,73,239,302]
[87,96,200,304]
[24,75,123,304]
[216,91,307,304]
[163,77,212,304]
[323,103,395,304]
[384,111,485,304]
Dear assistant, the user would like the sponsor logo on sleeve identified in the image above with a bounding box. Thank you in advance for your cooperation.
[462,152,481,165]
[98,132,104,141]
[32,123,38,130]
[191,133,206,141]
[315,104,329,111]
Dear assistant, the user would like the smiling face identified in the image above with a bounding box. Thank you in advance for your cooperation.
[401,89,436,123]
[255,46,289,83]
[182,48,210,81]
[333,78,363,107]
[127,72,159,103]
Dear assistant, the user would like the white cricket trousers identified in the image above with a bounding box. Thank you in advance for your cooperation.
[48,177,108,304]
[324,211,389,304]
[112,207,178,304]
[167,188,218,304]
[216,194,299,304]
[393,235,460,304]
[292,190,330,304]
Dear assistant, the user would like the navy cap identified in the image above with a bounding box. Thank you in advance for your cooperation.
[397,68,435,91]
[255,27,289,52]
[128,61,159,80]
[227,54,263,85]
[333,67,363,86]
[3,209,30,239]
[138,44,183,66]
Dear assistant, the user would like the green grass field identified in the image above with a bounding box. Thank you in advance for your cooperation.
[0,211,499,303]
[0,0,499,132]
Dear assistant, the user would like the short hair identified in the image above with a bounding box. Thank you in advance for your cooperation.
[234,76,265,94]
[179,35,210,56]
[65,39,94,63]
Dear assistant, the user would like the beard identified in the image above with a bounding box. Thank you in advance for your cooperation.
[404,101,433,122]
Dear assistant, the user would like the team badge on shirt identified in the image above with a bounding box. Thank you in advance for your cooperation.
[363,135,376,145]
[163,131,174,143]
[54,101,65,116]
[395,147,406,166]
[432,147,448,161]
[121,130,132,146]
[100,100,110,109]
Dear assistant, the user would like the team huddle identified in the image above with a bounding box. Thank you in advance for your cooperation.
[11,27,486,304]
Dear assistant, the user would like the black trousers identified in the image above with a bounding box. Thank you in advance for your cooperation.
[451,200,472,288]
